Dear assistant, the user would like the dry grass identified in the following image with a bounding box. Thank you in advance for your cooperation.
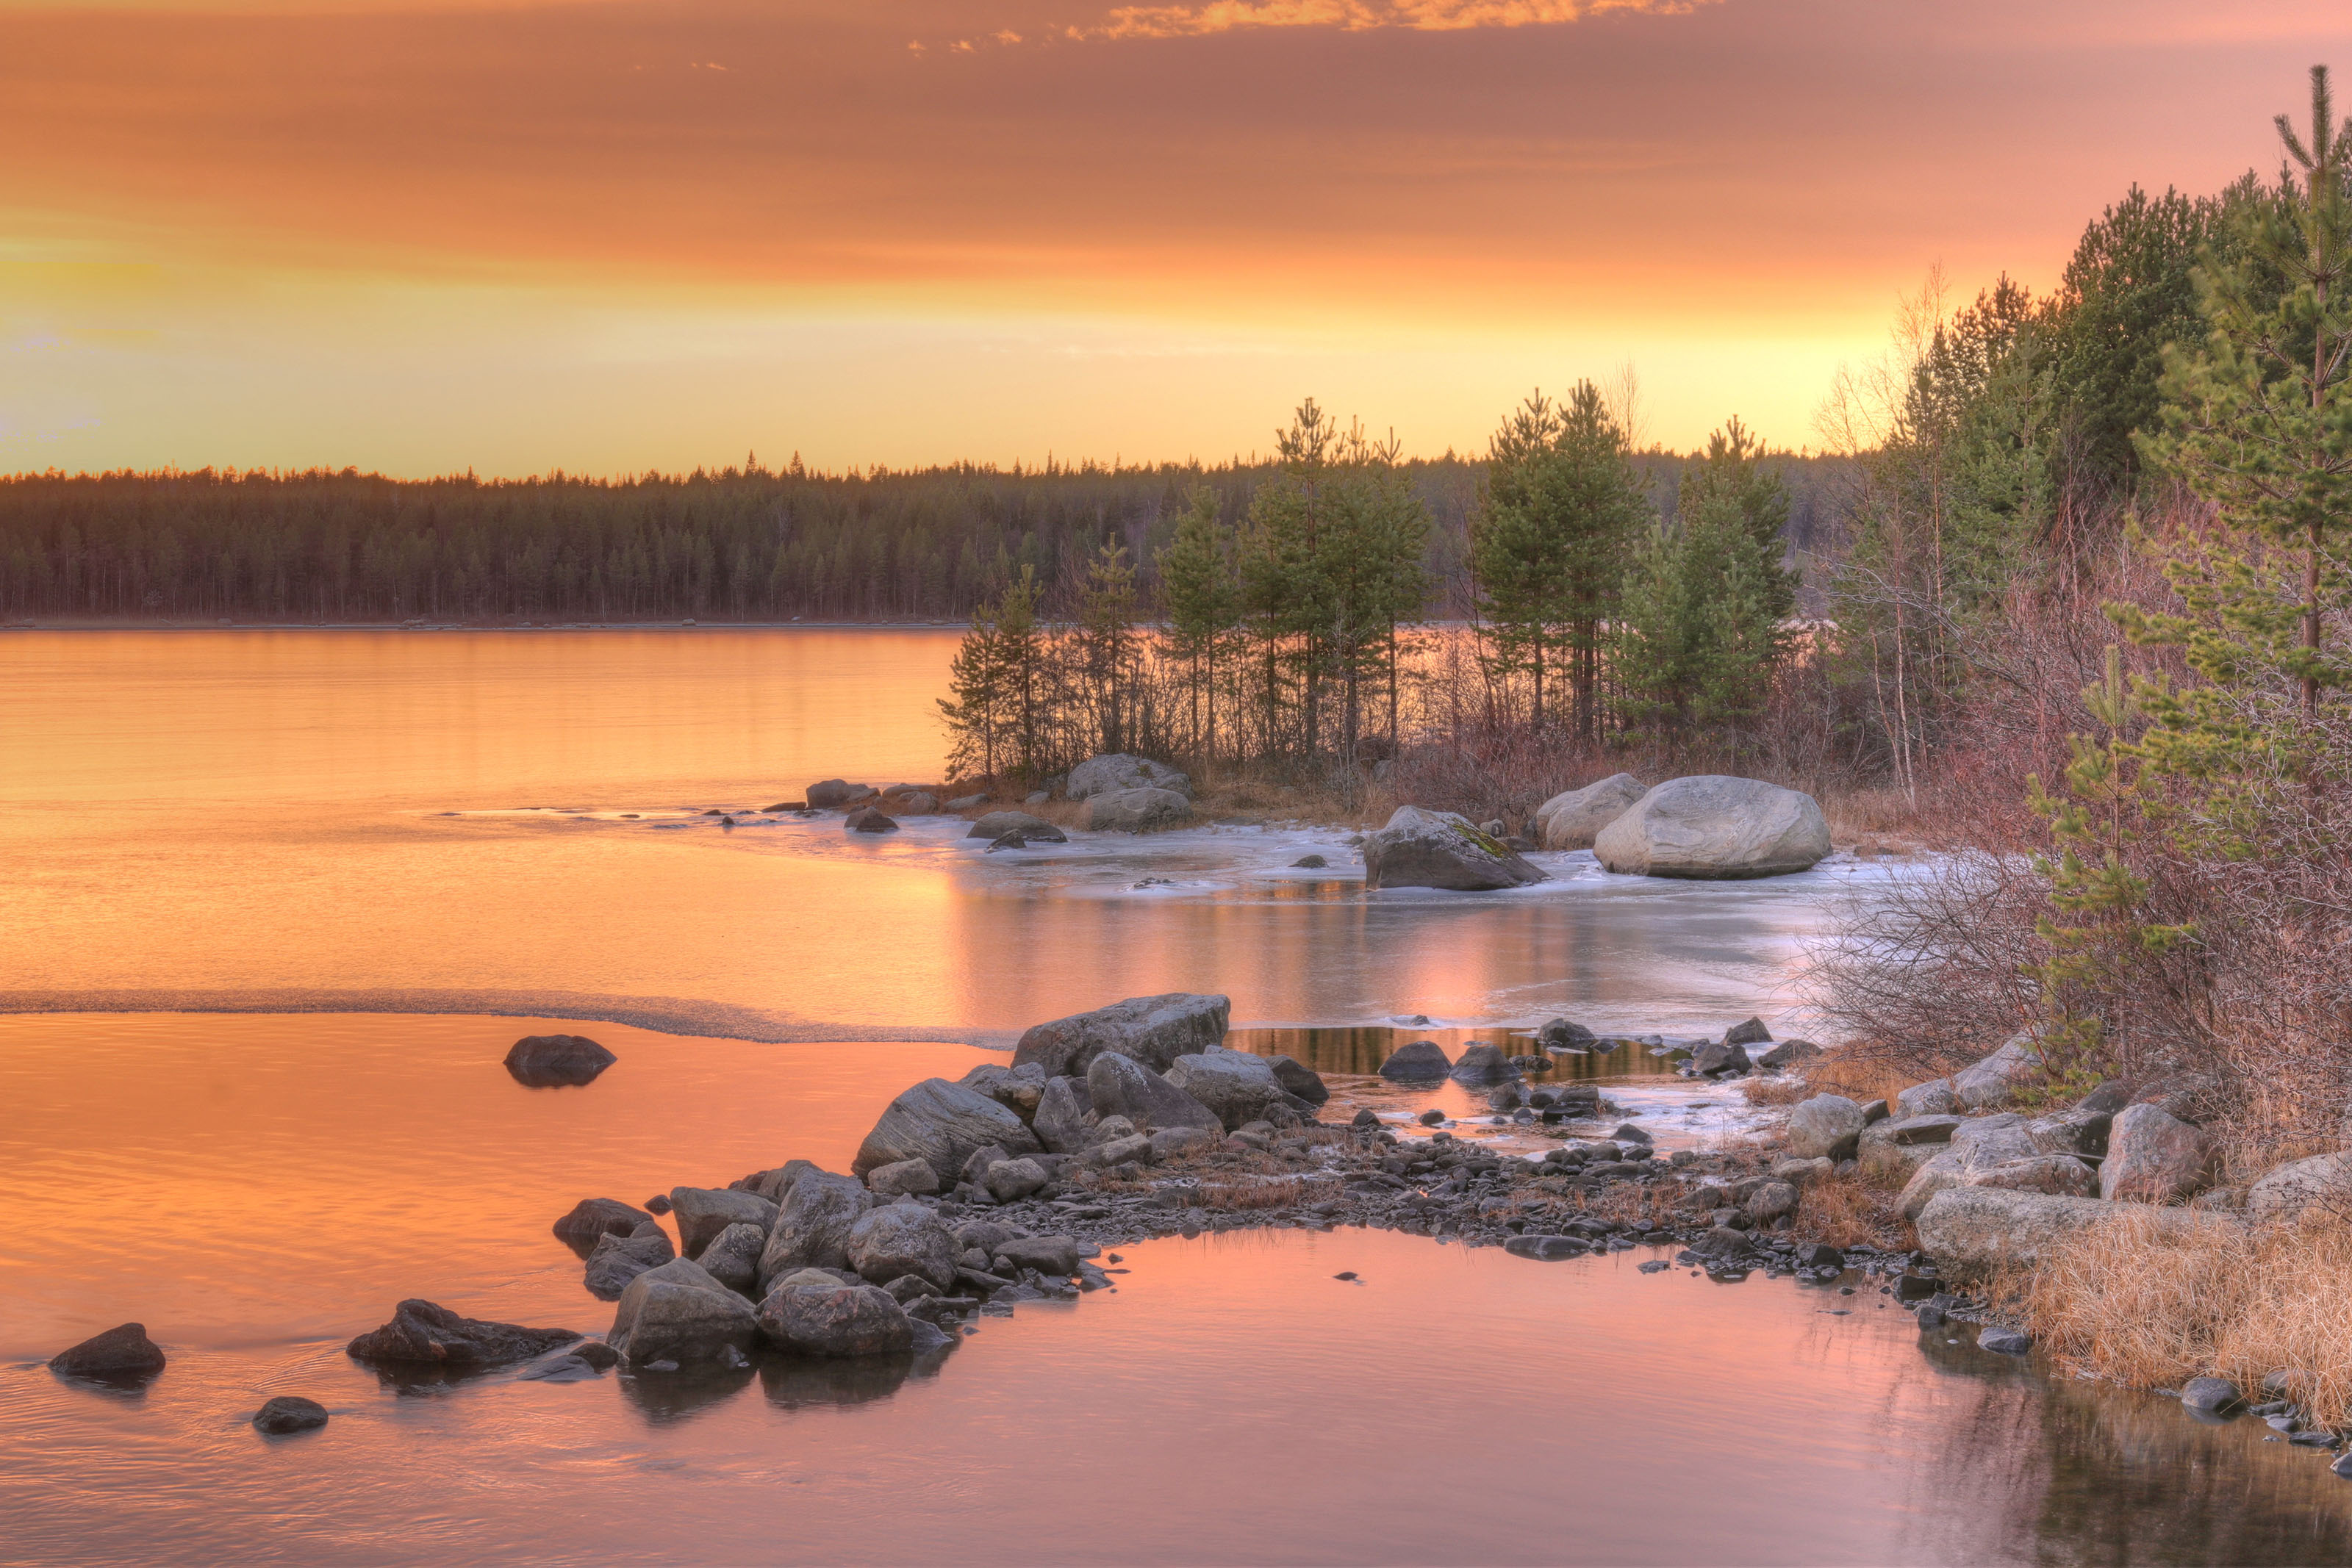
[2011,1209,2352,1428]
[1791,1171,1907,1248]
[1738,1076,1813,1107]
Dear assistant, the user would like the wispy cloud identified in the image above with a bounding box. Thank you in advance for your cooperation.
[1083,0,1710,41]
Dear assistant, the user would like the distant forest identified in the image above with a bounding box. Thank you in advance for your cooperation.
[0,449,1850,624]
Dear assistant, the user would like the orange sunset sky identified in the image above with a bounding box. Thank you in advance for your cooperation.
[4,0,2350,477]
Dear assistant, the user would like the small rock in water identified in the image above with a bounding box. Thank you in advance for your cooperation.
[2180,1376,2242,1414]
[645,1193,673,1215]
[251,1395,330,1434]
[1333,1271,1358,1281]
[1977,1327,2032,1356]
[48,1323,168,1383]
[1637,1259,1671,1274]
[1291,855,1328,868]
[2334,1453,2352,1480]
[503,1033,617,1087]
[1416,1109,1445,1126]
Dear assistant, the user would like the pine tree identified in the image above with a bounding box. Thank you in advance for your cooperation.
[1157,486,1239,760]
[1469,383,1648,738]
[1071,539,1141,755]
[2146,64,2352,723]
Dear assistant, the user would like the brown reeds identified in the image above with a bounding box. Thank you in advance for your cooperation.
[2012,1209,2352,1428]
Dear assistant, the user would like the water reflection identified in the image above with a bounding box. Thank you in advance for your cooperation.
[622,1362,757,1425]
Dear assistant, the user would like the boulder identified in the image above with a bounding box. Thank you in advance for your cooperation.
[697,1223,767,1295]
[1724,1018,1773,1046]
[1535,773,1648,850]
[864,1158,942,1198]
[552,1198,655,1243]
[48,1323,167,1382]
[1086,787,1191,832]
[502,1034,617,1087]
[1882,1114,1963,1146]
[1094,1132,1155,1167]
[1858,1123,1943,1184]
[1030,1076,1095,1154]
[1165,1046,1295,1130]
[1591,776,1830,879]
[1745,1181,1799,1224]
[1966,1155,2099,1199]
[806,780,875,808]
[1895,1079,1957,1119]
[584,1223,676,1298]
[946,793,988,810]
[890,791,939,815]
[847,1203,960,1293]
[1012,993,1231,1077]
[1150,1126,1217,1161]
[2245,1152,2352,1224]
[1690,1041,1751,1078]
[967,810,1060,841]
[1771,1157,1835,1187]
[1066,753,1193,799]
[1267,1054,1329,1105]
[2101,1104,2212,1204]
[1538,1018,1599,1049]
[1379,1040,1452,1080]
[1785,1094,1868,1161]
[755,1281,912,1358]
[2180,1376,2242,1414]
[759,1172,872,1290]
[668,1187,778,1260]
[1756,1039,1822,1071]
[1950,1112,2040,1168]
[844,807,899,834]
[983,1158,1050,1202]
[994,1235,1083,1276]
[1362,807,1548,891]
[1914,1187,2237,1279]
[1449,1043,1521,1084]
[1951,1034,2043,1110]
[1085,1051,1223,1135]
[1898,1151,1966,1221]
[609,1258,758,1367]
[2027,1107,2112,1159]
[958,1062,1048,1121]
[347,1301,577,1369]
[251,1395,330,1434]
[853,1077,1042,1179]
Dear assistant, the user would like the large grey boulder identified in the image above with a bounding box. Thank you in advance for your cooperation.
[846,1203,959,1293]
[1952,1035,2044,1110]
[1165,1046,1295,1131]
[1690,1041,1752,1078]
[1858,1119,1946,1183]
[609,1259,756,1367]
[967,810,1060,841]
[1895,1079,1957,1119]
[1267,1054,1328,1104]
[864,1158,941,1198]
[2101,1104,2212,1204]
[346,1301,576,1370]
[584,1223,675,1299]
[1011,993,1231,1077]
[1086,1051,1223,1134]
[1785,1094,1868,1161]
[668,1187,778,1260]
[1592,776,1829,880]
[756,1281,912,1358]
[1915,1187,2237,1279]
[758,1171,872,1291]
[1535,773,1648,850]
[1967,1154,2099,1200]
[1363,807,1548,891]
[2245,1152,2352,1224]
[1066,753,1192,800]
[1030,1076,1095,1154]
[1086,788,1192,832]
[1378,1040,1452,1080]
[853,1078,1041,1179]
[503,1033,617,1087]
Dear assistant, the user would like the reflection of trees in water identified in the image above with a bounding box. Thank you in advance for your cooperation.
[1896,1331,2352,1565]
[1229,1026,1685,1080]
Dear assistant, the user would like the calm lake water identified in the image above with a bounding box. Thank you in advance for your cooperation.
[4,630,2348,1565]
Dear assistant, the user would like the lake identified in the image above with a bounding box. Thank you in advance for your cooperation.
[3,628,2347,1564]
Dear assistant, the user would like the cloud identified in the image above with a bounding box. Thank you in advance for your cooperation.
[1084,0,1707,40]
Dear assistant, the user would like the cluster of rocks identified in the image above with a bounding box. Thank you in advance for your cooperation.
[2170,1375,2352,1471]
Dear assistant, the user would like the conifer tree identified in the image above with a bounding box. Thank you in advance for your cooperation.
[1157,486,1239,760]
[1469,383,1648,738]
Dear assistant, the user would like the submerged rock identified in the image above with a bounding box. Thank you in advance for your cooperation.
[1379,1040,1452,1080]
[49,1323,167,1383]
[347,1301,577,1369]
[251,1395,330,1434]
[503,1034,617,1087]
[1592,776,1829,879]
[1362,806,1547,891]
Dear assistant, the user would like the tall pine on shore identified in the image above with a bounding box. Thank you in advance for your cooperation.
[1469,383,1648,740]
